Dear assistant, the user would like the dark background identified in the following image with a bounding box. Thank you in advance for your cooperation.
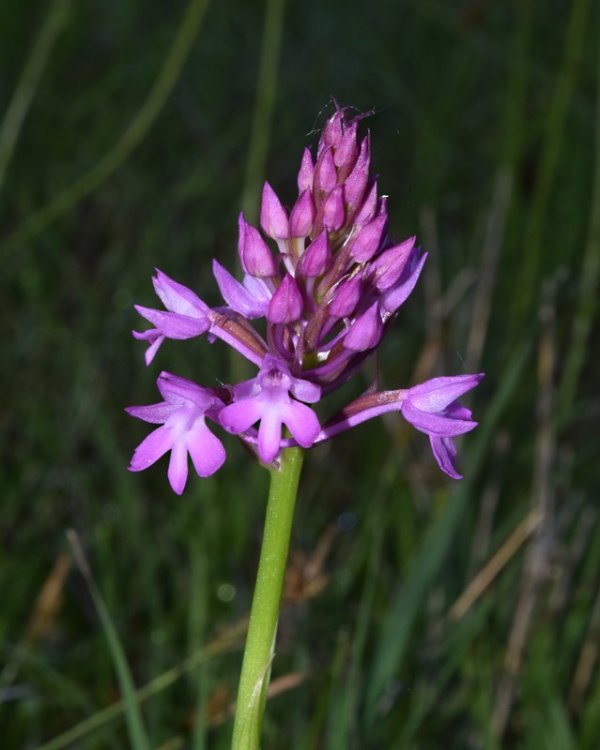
[2,0,599,747]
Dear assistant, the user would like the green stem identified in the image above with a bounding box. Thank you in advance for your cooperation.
[231,447,305,750]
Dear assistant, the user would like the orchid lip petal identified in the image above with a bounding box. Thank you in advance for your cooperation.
[257,411,283,463]
[168,440,189,495]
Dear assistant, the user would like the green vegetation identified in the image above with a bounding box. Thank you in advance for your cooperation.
[1,0,599,747]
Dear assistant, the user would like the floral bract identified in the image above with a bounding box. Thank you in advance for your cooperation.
[127,107,483,493]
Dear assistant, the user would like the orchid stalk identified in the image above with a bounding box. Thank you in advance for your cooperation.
[126,105,483,747]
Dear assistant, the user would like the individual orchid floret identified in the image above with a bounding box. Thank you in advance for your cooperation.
[219,355,321,463]
[260,182,289,240]
[400,374,484,479]
[126,373,227,494]
[133,270,211,365]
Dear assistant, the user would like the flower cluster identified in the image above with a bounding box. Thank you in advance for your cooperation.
[128,107,483,493]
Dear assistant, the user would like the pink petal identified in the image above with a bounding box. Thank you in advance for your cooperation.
[430,436,461,479]
[407,374,483,413]
[212,260,268,318]
[129,425,174,471]
[134,306,209,339]
[401,401,478,437]
[257,410,283,463]
[219,398,263,434]
[281,402,320,448]
[152,270,208,317]
[168,440,189,495]
[125,402,178,424]
[187,423,226,477]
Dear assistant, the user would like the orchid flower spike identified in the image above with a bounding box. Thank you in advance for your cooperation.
[128,105,483,492]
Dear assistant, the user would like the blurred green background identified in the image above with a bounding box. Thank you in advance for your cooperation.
[2,0,599,747]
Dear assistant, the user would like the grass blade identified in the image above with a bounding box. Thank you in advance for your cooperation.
[67,530,151,750]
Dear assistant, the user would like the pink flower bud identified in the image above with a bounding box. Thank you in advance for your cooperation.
[344,302,383,352]
[323,186,345,231]
[353,179,378,226]
[297,148,314,192]
[289,190,316,237]
[334,121,358,174]
[349,214,387,262]
[260,182,289,239]
[268,274,303,323]
[344,135,370,209]
[238,213,277,277]
[297,231,331,278]
[320,110,344,152]
[370,236,416,290]
[328,274,362,318]
[314,147,337,196]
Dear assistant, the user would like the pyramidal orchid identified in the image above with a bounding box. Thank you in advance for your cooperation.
[126,106,483,749]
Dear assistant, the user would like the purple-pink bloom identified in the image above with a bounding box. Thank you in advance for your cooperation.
[129,105,484,492]
[126,373,227,494]
[400,374,484,479]
[219,356,321,464]
[133,270,210,364]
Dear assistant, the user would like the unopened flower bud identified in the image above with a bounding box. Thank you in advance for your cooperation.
[268,274,303,323]
[349,214,387,262]
[328,274,362,318]
[261,182,289,239]
[314,147,337,197]
[289,190,316,238]
[344,135,370,210]
[343,302,383,352]
[353,179,378,226]
[334,120,358,174]
[297,148,314,193]
[322,186,345,231]
[297,231,330,278]
[370,236,416,290]
[239,213,278,277]
[321,110,344,151]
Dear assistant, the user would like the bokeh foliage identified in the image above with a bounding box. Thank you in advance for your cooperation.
[1,0,599,747]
